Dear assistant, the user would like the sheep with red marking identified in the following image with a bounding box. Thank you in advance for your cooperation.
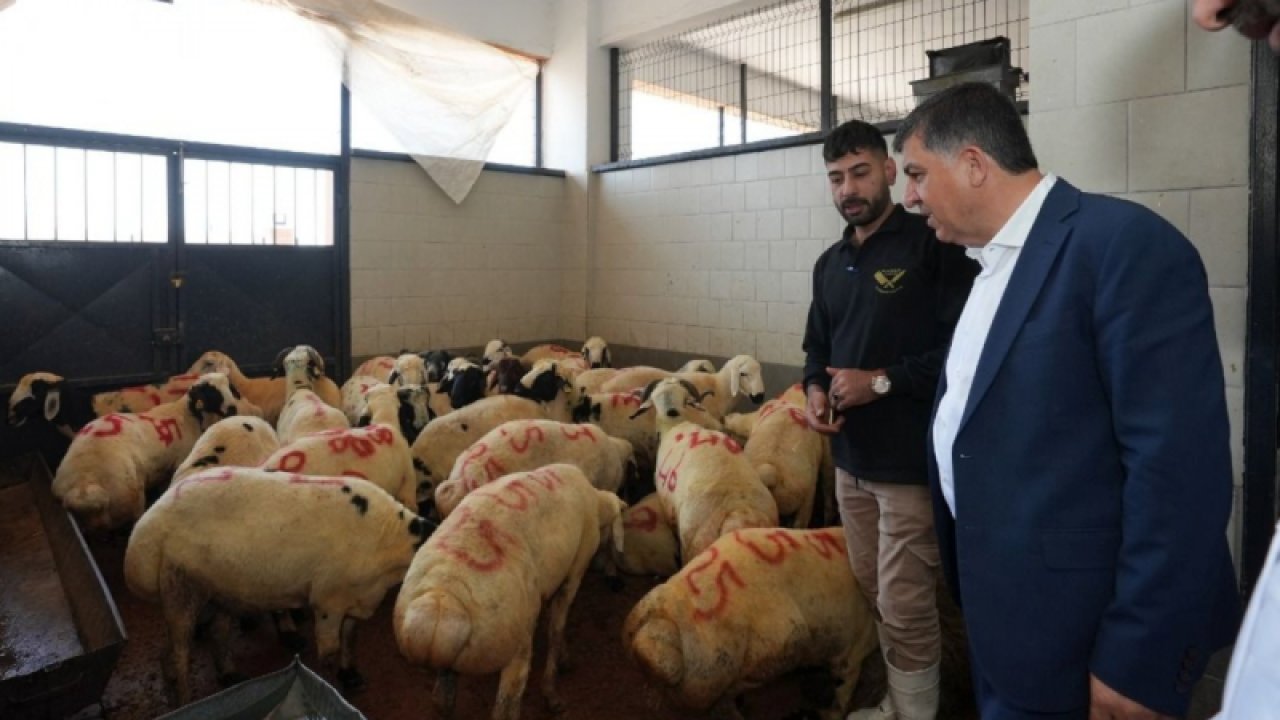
[738,397,831,528]
[623,527,877,720]
[434,419,633,519]
[51,373,250,530]
[394,464,627,720]
[723,382,807,441]
[614,492,680,578]
[409,395,546,512]
[173,415,279,483]
[125,468,433,705]
[263,384,418,508]
[639,378,778,564]
[520,342,592,373]
[340,375,432,442]
[276,345,349,444]
[571,384,723,477]
[189,349,341,424]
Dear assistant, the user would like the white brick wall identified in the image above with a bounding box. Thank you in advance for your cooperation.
[349,158,566,356]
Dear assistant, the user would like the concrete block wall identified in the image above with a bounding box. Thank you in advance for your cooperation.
[1027,0,1251,558]
[349,158,567,357]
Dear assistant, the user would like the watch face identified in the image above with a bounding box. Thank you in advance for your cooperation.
[872,376,890,394]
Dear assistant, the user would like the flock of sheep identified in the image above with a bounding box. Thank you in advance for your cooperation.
[5,337,879,720]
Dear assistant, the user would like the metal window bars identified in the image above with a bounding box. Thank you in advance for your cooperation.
[613,0,1029,162]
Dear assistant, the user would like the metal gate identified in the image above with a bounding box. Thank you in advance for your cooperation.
[0,124,346,391]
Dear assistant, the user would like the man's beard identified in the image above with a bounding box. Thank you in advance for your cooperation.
[839,192,891,226]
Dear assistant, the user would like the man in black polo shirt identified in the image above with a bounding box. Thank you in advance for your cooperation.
[802,120,975,720]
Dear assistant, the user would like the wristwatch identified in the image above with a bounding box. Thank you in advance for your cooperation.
[871,374,892,396]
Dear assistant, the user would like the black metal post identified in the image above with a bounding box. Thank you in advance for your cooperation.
[739,63,748,143]
[610,48,620,163]
[820,0,833,132]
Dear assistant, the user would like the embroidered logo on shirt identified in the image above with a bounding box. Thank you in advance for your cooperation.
[874,268,907,294]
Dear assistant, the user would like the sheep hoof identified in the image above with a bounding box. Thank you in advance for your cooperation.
[338,667,367,693]
[278,631,307,652]
[605,575,625,593]
[218,671,247,687]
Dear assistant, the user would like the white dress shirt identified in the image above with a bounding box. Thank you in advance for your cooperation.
[932,173,1057,517]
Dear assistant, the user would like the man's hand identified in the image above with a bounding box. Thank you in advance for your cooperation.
[1089,674,1173,720]
[804,384,844,434]
[825,367,883,411]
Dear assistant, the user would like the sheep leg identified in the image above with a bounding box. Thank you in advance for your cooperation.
[158,566,206,707]
[492,637,533,720]
[311,606,344,678]
[336,616,366,692]
[541,571,585,713]
[794,481,817,530]
[273,609,306,651]
[822,617,880,720]
[432,669,458,718]
[209,610,245,687]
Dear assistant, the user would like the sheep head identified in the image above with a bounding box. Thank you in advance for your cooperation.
[8,371,65,427]
[726,355,765,404]
[582,336,611,369]
[186,372,243,429]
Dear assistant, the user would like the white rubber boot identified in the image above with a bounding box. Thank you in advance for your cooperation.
[887,661,940,720]
[846,692,895,720]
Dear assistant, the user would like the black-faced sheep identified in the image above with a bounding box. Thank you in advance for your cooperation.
[189,349,342,424]
[125,468,433,705]
[51,373,251,530]
[394,464,626,720]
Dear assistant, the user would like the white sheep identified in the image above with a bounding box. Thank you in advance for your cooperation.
[569,367,619,405]
[598,365,677,395]
[263,384,418,508]
[639,378,778,564]
[275,345,349,444]
[675,354,766,419]
[580,336,612,369]
[51,373,251,530]
[189,349,341,424]
[351,355,397,382]
[172,415,279,483]
[739,398,831,528]
[125,468,432,705]
[521,342,588,368]
[340,376,433,442]
[570,385,723,481]
[676,358,717,374]
[623,527,878,720]
[394,464,626,720]
[435,419,634,518]
[614,492,680,578]
[723,382,807,441]
[409,395,546,511]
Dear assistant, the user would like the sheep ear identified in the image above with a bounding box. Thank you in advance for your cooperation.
[388,370,401,385]
[357,413,372,427]
[43,389,61,421]
[603,348,612,367]
[730,369,741,397]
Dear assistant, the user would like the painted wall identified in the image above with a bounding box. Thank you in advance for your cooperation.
[385,0,556,57]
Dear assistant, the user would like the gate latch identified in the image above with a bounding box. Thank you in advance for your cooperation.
[170,272,185,289]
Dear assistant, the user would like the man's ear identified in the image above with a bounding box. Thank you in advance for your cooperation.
[961,146,988,187]
[884,155,898,186]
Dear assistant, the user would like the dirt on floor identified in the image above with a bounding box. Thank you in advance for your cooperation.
[87,531,978,720]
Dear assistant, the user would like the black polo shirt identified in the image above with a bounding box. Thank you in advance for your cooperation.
[802,204,977,485]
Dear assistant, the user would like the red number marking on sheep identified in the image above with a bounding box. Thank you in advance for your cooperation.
[734,529,801,565]
[307,393,328,418]
[610,393,643,408]
[369,425,395,445]
[329,434,376,458]
[560,425,597,443]
[529,466,567,491]
[656,444,687,493]
[483,478,538,511]
[141,415,182,447]
[501,425,545,453]
[624,505,660,532]
[82,413,134,437]
[277,450,308,472]
[173,468,235,499]
[166,374,199,396]
[759,401,807,428]
[687,430,742,455]
[803,530,846,560]
[548,345,572,354]
[458,443,507,492]
[684,547,746,622]
[437,508,512,572]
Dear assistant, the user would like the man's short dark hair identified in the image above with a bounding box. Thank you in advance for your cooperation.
[892,82,1038,174]
[823,119,888,163]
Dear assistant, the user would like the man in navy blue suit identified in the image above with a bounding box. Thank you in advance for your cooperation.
[894,82,1240,718]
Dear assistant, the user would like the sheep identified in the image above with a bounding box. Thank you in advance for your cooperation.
[91,370,210,416]
[275,345,349,444]
[486,356,530,397]
[570,384,723,489]
[438,360,488,410]
[614,492,680,578]
[189,349,341,424]
[518,360,578,422]
[599,366,677,395]
[676,358,717,374]
[580,336,612,369]
[51,373,250,530]
[623,527,878,720]
[570,367,619,404]
[394,464,627,720]
[340,375,433,442]
[736,398,831,529]
[125,468,433,705]
[675,354,766,419]
[520,343,593,374]
[723,382,807,441]
[351,355,397,382]
[8,372,100,438]
[410,395,546,511]
[420,349,454,383]
[482,338,513,370]
[263,384,418,509]
[435,419,634,518]
[172,416,279,483]
[638,378,778,564]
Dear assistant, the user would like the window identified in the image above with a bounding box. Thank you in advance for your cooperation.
[183,159,334,246]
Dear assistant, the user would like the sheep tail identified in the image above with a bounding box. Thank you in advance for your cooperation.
[755,463,779,491]
[397,589,473,668]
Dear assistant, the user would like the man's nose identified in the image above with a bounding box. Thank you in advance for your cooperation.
[1193,0,1236,30]
[903,182,921,208]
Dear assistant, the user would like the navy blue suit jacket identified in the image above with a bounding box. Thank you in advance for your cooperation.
[928,179,1240,715]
